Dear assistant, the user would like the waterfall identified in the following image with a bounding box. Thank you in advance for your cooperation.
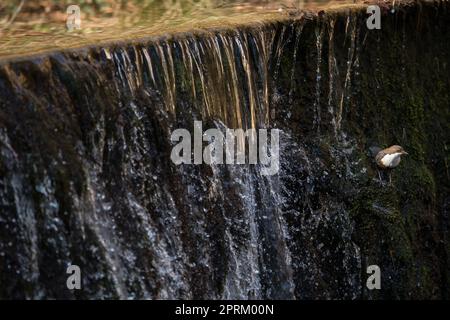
[0,1,448,299]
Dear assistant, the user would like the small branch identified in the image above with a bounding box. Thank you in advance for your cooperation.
[1,0,26,31]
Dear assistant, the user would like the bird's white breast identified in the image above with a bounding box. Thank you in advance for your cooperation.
[381,152,402,168]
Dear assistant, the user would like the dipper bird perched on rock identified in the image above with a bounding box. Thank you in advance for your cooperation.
[375,145,408,184]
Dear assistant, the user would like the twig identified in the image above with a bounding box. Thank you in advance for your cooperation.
[1,0,25,31]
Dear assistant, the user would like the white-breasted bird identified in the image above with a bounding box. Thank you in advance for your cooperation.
[375,145,408,183]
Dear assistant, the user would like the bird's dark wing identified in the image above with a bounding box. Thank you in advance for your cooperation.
[375,151,387,168]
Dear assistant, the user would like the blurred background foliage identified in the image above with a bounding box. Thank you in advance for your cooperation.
[0,0,300,32]
[0,0,324,35]
[0,0,292,22]
[0,0,330,57]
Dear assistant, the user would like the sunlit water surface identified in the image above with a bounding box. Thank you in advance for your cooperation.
[0,0,360,59]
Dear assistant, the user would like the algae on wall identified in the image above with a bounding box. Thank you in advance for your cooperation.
[272,1,449,298]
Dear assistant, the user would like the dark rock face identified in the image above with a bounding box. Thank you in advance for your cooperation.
[0,2,448,299]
